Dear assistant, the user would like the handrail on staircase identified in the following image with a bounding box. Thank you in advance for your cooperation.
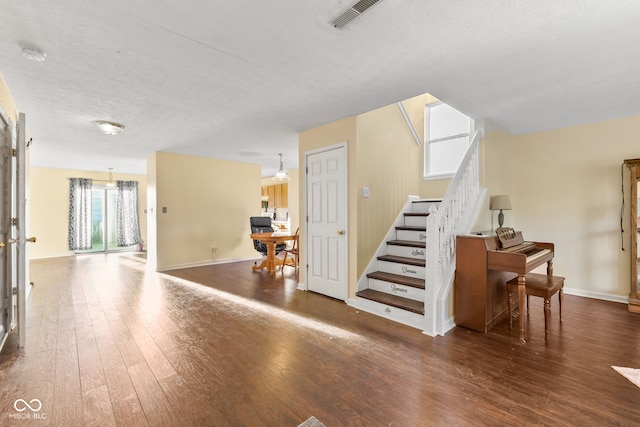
[424,129,485,336]
[397,102,422,146]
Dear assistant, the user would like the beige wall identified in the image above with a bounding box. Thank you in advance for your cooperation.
[29,167,147,259]
[147,153,158,270]
[148,151,262,270]
[356,103,422,276]
[475,115,640,299]
[472,129,517,231]
[286,169,300,235]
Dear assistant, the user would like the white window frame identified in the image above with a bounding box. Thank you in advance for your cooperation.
[424,101,474,180]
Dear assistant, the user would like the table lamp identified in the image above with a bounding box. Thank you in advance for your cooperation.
[490,195,512,228]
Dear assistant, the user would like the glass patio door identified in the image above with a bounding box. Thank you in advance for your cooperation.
[79,186,135,253]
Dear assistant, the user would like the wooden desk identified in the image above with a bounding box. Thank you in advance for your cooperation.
[250,232,297,274]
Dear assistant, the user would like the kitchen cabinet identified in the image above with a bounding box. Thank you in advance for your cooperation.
[267,185,275,205]
[263,183,288,208]
[281,184,288,208]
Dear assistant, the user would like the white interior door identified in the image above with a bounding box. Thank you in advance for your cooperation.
[0,110,28,351]
[306,144,347,300]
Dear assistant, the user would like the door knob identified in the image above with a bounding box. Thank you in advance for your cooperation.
[0,242,4,249]
[337,230,345,236]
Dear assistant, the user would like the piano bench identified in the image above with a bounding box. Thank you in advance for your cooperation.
[506,273,564,340]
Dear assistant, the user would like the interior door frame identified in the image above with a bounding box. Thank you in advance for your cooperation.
[303,141,348,300]
[0,106,13,351]
[16,112,27,346]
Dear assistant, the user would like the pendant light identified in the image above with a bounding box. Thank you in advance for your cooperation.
[272,153,290,181]
[106,168,116,187]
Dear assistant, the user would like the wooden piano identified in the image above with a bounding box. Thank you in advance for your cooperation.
[455,228,554,342]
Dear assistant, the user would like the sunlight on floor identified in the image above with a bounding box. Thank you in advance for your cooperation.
[102,253,369,343]
[612,366,640,389]
[158,273,365,342]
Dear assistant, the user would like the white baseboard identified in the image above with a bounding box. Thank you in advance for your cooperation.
[438,316,456,336]
[563,287,628,304]
[158,256,260,272]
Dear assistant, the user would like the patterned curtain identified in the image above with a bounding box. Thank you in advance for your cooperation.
[116,180,142,247]
[68,178,92,250]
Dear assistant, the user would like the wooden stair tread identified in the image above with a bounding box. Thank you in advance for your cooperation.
[403,212,430,217]
[412,199,442,204]
[356,289,424,314]
[395,225,426,232]
[377,254,425,267]
[387,240,426,248]
[366,271,425,289]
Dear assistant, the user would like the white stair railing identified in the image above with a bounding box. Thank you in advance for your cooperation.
[424,130,486,336]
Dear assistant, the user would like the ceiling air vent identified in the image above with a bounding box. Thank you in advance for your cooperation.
[331,0,383,29]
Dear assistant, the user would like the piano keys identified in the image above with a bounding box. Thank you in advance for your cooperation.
[488,228,554,277]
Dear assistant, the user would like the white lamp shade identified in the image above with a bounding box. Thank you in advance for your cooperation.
[490,195,512,211]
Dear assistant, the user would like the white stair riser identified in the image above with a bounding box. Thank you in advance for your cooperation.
[349,298,423,330]
[404,216,428,227]
[387,244,426,259]
[368,278,424,302]
[411,201,441,213]
[396,229,427,242]
[377,260,425,279]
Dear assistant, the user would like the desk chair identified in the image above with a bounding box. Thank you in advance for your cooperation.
[281,227,299,271]
[249,216,286,256]
[507,273,564,340]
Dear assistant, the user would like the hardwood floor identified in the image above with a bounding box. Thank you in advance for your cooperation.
[1,253,640,426]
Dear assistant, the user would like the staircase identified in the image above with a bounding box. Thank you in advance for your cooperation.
[350,130,486,336]
[354,199,440,330]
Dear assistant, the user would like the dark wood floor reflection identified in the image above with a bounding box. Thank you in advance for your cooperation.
[1,254,640,426]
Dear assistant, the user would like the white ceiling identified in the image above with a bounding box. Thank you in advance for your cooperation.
[1,0,640,177]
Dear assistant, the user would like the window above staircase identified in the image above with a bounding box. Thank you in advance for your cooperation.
[424,102,473,180]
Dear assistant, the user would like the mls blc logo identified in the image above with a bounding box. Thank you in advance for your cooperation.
[14,398,42,412]
[9,398,45,420]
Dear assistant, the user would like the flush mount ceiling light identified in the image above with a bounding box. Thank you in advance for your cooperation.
[20,47,47,62]
[272,153,290,181]
[95,120,125,135]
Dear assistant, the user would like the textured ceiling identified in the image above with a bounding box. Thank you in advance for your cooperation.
[1,0,639,177]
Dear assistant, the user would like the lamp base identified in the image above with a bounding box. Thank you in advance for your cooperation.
[498,210,504,228]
